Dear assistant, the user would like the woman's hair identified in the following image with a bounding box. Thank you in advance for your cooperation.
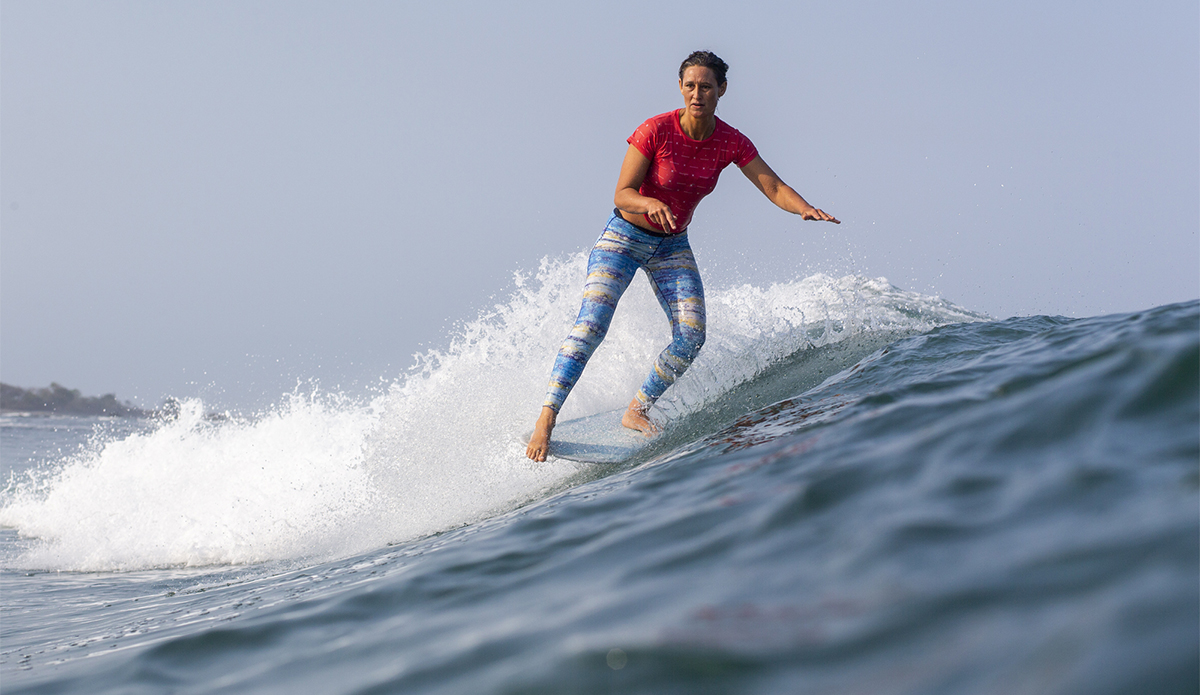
[679,50,729,85]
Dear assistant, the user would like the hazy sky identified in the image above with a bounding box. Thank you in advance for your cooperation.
[3,1,1197,409]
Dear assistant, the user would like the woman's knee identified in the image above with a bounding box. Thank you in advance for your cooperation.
[567,320,608,355]
[674,326,705,360]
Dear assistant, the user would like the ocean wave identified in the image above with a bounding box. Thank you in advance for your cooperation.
[1,255,983,572]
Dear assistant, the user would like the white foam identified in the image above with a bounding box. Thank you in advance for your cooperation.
[0,254,984,571]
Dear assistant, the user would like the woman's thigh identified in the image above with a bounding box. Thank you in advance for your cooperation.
[644,237,705,334]
[578,229,647,317]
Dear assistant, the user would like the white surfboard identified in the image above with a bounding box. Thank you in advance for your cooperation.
[530,408,660,464]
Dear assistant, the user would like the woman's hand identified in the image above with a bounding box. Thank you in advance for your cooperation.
[799,206,840,224]
[642,198,678,232]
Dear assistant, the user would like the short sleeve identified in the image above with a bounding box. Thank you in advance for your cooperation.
[733,130,758,169]
[627,117,659,160]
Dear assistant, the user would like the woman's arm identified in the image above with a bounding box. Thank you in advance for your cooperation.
[741,155,840,223]
[614,145,678,232]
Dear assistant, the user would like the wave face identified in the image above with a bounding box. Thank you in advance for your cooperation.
[1,270,1194,694]
[0,258,981,571]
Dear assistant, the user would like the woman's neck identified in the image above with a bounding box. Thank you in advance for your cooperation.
[677,109,716,141]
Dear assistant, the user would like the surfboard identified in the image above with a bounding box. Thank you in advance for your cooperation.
[529,408,660,464]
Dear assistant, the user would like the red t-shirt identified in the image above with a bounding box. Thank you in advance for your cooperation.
[627,110,759,233]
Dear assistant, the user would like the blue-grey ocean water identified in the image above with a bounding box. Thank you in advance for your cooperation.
[2,285,1197,694]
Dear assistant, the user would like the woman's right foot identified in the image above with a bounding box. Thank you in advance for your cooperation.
[526,406,557,461]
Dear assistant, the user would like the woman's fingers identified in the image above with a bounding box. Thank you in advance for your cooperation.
[803,207,840,224]
[648,201,677,231]
[816,208,840,224]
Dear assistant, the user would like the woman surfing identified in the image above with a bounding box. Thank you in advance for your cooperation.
[527,50,839,462]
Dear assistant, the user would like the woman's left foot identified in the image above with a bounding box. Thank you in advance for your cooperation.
[621,398,661,435]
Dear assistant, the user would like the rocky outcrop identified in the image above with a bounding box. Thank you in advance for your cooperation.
[0,383,150,417]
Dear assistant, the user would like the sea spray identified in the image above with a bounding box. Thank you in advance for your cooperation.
[0,255,984,571]
[1,396,382,570]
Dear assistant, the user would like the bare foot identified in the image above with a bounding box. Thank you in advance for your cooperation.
[526,406,557,461]
[621,398,661,435]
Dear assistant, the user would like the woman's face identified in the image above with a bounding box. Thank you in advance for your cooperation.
[679,65,727,120]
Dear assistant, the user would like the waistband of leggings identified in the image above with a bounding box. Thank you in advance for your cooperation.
[609,208,686,238]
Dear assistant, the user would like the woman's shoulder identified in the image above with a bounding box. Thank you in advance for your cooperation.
[712,117,758,164]
[628,110,680,151]
[713,116,748,140]
[636,110,680,131]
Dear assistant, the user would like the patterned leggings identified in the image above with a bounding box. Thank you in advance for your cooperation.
[543,211,706,412]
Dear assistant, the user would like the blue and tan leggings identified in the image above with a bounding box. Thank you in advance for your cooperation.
[543,211,706,412]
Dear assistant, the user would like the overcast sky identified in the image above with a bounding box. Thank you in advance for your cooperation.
[3,0,1197,409]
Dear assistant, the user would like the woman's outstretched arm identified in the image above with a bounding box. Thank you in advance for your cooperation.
[741,155,840,223]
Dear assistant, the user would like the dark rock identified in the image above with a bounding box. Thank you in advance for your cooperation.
[0,383,151,417]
